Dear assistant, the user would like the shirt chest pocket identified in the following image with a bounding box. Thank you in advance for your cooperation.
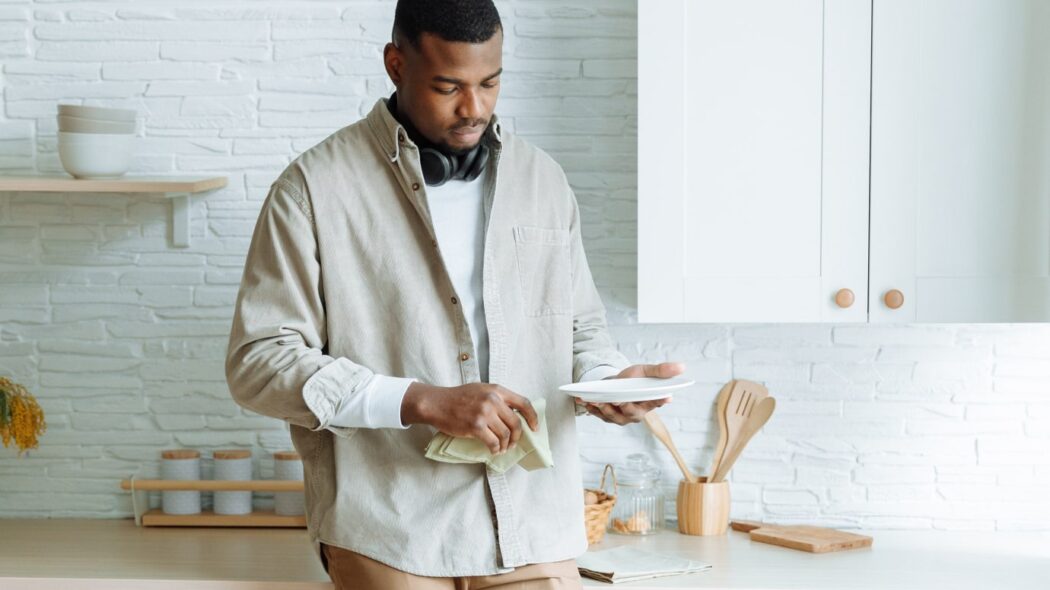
[512,225,572,317]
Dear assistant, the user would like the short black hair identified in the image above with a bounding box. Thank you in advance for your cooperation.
[392,0,503,49]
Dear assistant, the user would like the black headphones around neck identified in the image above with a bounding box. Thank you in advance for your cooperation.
[387,93,491,187]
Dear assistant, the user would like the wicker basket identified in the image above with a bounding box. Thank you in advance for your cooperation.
[583,464,617,545]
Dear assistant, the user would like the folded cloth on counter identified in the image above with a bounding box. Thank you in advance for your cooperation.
[424,398,552,474]
[576,546,712,584]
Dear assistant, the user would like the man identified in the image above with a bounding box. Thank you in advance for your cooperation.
[226,0,685,587]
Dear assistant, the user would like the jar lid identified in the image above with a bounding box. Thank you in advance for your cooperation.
[616,453,661,485]
[161,449,199,460]
[213,449,251,460]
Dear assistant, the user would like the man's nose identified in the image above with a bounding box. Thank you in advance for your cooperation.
[455,88,484,122]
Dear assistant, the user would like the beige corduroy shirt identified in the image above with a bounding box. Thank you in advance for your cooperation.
[225,98,629,577]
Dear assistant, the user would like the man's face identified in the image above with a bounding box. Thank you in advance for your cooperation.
[384,30,503,154]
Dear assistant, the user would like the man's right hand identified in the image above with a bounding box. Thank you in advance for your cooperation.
[401,382,539,455]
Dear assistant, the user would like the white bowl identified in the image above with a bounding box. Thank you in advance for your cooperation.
[58,131,133,179]
[57,104,137,123]
[57,114,136,135]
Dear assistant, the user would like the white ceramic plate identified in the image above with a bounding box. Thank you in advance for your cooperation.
[559,376,696,403]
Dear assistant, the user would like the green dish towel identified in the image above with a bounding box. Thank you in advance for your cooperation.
[424,398,553,473]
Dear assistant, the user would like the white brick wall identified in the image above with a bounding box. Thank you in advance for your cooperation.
[1,1,1048,531]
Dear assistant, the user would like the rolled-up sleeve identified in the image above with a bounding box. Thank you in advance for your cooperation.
[225,173,375,438]
[566,185,631,383]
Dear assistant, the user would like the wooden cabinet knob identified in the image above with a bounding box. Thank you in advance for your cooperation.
[834,288,855,308]
[884,289,904,310]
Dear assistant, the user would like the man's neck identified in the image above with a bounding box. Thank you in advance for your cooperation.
[386,92,450,155]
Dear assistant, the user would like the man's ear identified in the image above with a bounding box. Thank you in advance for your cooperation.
[383,42,403,87]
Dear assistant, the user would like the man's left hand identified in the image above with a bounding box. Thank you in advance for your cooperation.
[576,362,685,426]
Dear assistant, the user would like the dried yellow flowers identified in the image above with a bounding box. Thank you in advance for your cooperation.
[0,377,46,455]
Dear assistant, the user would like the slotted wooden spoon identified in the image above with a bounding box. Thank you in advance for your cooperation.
[708,380,769,481]
[711,395,776,482]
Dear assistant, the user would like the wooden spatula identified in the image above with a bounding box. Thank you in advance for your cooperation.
[710,395,775,482]
[643,411,697,483]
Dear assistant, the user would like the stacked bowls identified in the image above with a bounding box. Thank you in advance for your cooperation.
[56,104,137,179]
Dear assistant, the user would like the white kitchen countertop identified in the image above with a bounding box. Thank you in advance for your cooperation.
[0,519,1046,589]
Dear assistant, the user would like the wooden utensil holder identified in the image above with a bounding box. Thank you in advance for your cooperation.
[676,477,730,536]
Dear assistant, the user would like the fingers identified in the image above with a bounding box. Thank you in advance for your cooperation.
[475,389,515,454]
[493,400,522,451]
[488,416,513,454]
[615,362,687,380]
[585,402,632,425]
[643,362,686,378]
[632,398,671,412]
[582,403,607,422]
[500,389,539,432]
[585,398,672,425]
[469,411,512,455]
[474,421,503,455]
[619,398,671,421]
[614,365,644,379]
[617,402,653,422]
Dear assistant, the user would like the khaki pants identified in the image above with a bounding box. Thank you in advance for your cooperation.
[321,543,584,590]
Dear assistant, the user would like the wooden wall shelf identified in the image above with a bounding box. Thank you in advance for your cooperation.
[120,479,303,492]
[0,175,228,247]
[121,478,305,528]
[140,509,306,528]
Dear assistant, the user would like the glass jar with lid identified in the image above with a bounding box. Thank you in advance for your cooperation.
[609,453,664,535]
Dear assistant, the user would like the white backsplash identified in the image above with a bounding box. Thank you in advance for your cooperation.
[0,1,1047,531]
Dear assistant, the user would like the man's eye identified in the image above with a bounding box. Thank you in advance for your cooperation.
[435,87,456,95]
[482,82,499,89]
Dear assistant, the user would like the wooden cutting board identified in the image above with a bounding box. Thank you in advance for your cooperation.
[731,520,873,553]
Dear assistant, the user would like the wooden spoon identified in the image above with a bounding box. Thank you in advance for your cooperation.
[707,380,739,479]
[643,411,698,483]
[710,396,776,482]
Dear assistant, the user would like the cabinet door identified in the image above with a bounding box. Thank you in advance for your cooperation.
[639,0,871,322]
[870,0,1050,322]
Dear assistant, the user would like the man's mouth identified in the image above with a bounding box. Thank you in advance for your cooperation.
[451,127,483,139]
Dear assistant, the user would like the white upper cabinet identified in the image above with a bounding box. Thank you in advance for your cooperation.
[639,0,872,323]
[869,0,1050,322]
[639,0,1050,323]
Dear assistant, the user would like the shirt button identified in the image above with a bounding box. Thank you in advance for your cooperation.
[460,353,470,362]
[412,182,420,191]
[431,239,438,247]
[451,296,458,305]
